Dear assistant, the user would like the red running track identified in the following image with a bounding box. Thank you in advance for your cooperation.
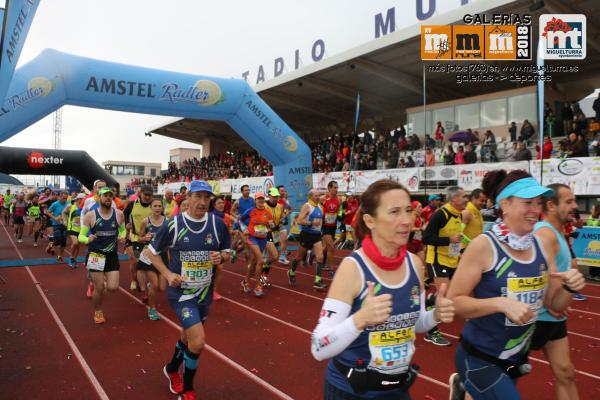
[1,222,599,399]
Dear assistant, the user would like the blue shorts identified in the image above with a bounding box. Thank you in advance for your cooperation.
[169,298,211,330]
[455,344,521,400]
[247,236,267,253]
[52,225,67,247]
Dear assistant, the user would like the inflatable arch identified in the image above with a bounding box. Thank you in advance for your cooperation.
[0,146,119,190]
[0,49,313,209]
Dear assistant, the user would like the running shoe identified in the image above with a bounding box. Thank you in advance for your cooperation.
[86,282,94,299]
[130,281,138,291]
[254,285,264,297]
[259,274,271,287]
[287,270,297,287]
[17,238,22,243]
[240,279,251,293]
[56,256,63,263]
[142,293,149,304]
[231,249,237,264]
[94,310,106,324]
[33,242,38,247]
[178,391,197,400]
[278,255,290,265]
[573,292,587,301]
[424,331,451,346]
[313,278,328,291]
[449,372,465,400]
[147,308,160,321]
[163,365,184,395]
[213,291,222,301]
[68,258,77,269]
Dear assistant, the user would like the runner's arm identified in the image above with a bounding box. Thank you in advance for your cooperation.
[148,220,179,282]
[78,213,94,244]
[297,204,311,226]
[412,256,443,332]
[461,209,473,225]
[116,210,127,240]
[311,258,363,361]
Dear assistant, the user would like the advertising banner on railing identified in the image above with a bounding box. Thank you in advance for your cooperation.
[572,227,600,267]
[354,168,420,193]
[529,157,600,196]
[458,161,529,191]
[313,171,355,192]
[420,165,458,182]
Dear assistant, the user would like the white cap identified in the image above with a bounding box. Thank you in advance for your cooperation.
[346,191,354,196]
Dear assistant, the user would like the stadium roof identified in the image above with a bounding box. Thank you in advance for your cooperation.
[0,173,24,185]
[149,0,600,151]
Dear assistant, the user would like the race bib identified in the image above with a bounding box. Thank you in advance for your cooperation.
[139,247,152,265]
[72,216,81,227]
[505,275,547,326]
[325,213,337,225]
[312,218,322,230]
[448,242,461,257]
[368,327,415,374]
[87,252,106,272]
[181,261,213,290]
[254,224,268,238]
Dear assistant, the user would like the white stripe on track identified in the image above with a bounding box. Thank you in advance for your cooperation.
[118,287,296,400]
[570,308,600,317]
[1,223,110,400]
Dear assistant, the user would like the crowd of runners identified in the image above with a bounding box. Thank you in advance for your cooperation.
[0,170,592,400]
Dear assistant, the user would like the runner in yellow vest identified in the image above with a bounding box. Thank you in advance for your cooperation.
[163,189,177,218]
[62,193,87,268]
[461,189,487,246]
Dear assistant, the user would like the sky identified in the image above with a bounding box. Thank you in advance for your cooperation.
[3,0,482,173]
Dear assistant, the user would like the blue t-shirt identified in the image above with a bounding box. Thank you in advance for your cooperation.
[48,200,69,226]
[149,212,231,304]
[534,221,570,322]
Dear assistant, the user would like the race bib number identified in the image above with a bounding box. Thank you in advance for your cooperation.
[368,327,415,374]
[505,275,547,326]
[72,216,81,227]
[139,247,152,265]
[325,213,337,225]
[254,224,268,238]
[448,242,461,257]
[312,218,322,230]
[87,252,106,272]
[181,261,213,290]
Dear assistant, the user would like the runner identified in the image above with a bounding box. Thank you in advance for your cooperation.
[408,200,425,262]
[2,189,14,226]
[78,187,127,324]
[447,170,585,399]
[209,195,235,301]
[421,194,442,226]
[310,179,455,399]
[26,194,43,247]
[164,189,177,218]
[137,198,168,320]
[147,180,231,400]
[461,189,487,245]
[530,183,581,400]
[276,185,292,265]
[12,193,27,243]
[46,191,70,263]
[322,181,341,271]
[240,192,274,297]
[422,186,467,346]
[123,184,154,298]
[230,184,254,263]
[287,189,328,290]
[334,191,359,250]
[63,193,87,268]
[262,187,283,287]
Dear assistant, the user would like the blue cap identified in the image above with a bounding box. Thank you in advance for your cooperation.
[428,194,441,203]
[189,180,213,195]
[496,177,554,207]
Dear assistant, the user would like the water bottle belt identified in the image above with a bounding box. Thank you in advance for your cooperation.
[333,358,418,393]
[459,337,530,378]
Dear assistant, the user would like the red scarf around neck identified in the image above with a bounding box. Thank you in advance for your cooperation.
[362,235,407,271]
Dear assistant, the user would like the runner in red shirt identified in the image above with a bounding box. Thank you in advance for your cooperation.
[408,200,425,262]
[421,194,442,224]
[321,181,340,270]
[333,191,358,249]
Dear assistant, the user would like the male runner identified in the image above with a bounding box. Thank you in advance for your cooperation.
[461,189,487,245]
[276,185,292,264]
[230,184,254,262]
[2,189,14,225]
[262,187,284,285]
[46,191,70,262]
[78,188,126,324]
[287,189,327,290]
[321,181,340,271]
[148,180,230,400]
[12,193,27,243]
[124,185,153,297]
[164,189,177,218]
[531,183,581,400]
[63,193,87,268]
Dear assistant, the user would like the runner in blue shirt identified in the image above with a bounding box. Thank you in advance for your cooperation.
[46,191,70,263]
[148,180,231,400]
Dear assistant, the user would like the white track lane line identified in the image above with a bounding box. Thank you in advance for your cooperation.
[1,223,110,400]
[118,287,295,400]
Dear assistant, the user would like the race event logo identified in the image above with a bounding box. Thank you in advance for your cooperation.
[160,80,223,106]
[0,76,53,115]
[27,151,64,169]
[539,14,586,60]
[421,13,531,61]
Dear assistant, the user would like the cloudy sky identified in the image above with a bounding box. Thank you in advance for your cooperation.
[3,0,479,173]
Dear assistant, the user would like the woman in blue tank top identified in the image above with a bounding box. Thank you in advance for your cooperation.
[447,170,586,400]
[310,180,455,399]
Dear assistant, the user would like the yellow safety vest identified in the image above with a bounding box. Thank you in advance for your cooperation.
[463,201,483,242]
[426,204,462,268]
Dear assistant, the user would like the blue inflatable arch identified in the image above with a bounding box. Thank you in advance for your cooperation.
[0,49,313,209]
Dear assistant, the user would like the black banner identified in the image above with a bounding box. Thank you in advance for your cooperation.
[0,146,118,190]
